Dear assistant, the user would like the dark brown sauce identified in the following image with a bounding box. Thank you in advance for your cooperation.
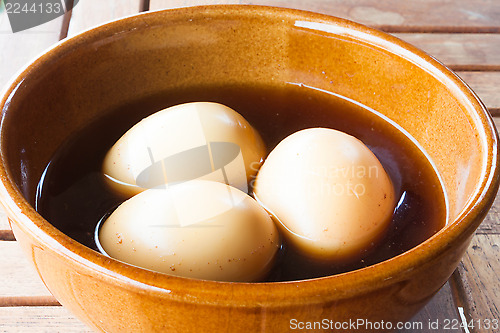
[35,83,446,282]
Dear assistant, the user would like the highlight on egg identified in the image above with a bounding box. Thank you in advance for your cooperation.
[102,102,266,198]
[97,180,280,282]
[254,128,396,263]
[98,99,397,280]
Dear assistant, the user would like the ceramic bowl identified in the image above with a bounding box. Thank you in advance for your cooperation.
[0,5,498,333]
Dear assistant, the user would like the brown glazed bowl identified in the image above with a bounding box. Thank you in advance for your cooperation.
[0,5,498,333]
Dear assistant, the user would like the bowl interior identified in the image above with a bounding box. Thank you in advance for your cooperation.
[0,6,496,280]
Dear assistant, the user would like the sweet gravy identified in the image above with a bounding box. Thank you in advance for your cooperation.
[36,83,446,281]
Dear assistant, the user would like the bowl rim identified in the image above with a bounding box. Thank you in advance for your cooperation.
[0,4,499,306]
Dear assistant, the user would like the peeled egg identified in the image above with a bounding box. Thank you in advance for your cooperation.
[254,128,395,262]
[97,180,280,282]
[102,102,266,198]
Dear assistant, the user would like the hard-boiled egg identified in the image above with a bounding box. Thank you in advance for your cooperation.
[254,128,395,263]
[102,102,266,198]
[97,180,280,282]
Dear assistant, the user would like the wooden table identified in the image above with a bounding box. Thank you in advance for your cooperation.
[1,1,499,332]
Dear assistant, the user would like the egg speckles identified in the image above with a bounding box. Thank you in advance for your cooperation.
[99,101,397,279]
[102,102,266,198]
[254,128,395,262]
[98,180,280,282]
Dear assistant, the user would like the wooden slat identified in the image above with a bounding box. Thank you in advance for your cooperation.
[456,72,500,114]
[399,282,463,333]
[451,234,500,333]
[66,0,142,37]
[0,306,91,332]
[0,241,54,299]
[395,34,500,70]
[0,2,63,89]
[149,0,500,31]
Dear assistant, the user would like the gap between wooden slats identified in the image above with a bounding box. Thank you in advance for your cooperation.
[0,297,60,307]
[0,242,54,299]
